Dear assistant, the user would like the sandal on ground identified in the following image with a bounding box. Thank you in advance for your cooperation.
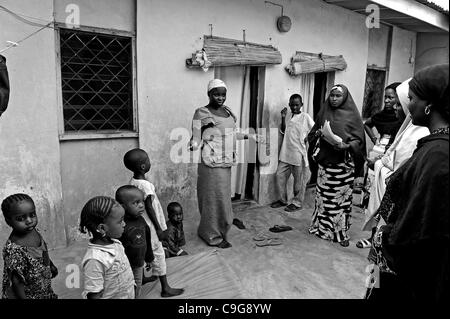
[216,240,232,249]
[339,239,350,247]
[256,238,283,247]
[253,231,281,241]
[269,225,293,233]
[284,204,302,212]
[232,218,246,229]
[270,200,287,208]
[356,239,372,249]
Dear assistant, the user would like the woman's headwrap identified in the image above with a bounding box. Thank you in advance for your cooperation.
[409,63,449,120]
[207,79,227,93]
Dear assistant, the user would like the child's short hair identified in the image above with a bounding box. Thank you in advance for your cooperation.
[1,193,34,218]
[289,94,303,104]
[167,202,182,216]
[79,196,118,235]
[123,148,148,172]
[115,185,141,204]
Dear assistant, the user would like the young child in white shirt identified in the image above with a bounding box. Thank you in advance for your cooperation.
[123,148,184,297]
[271,94,315,212]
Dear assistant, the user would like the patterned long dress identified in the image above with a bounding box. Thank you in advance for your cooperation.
[2,234,57,299]
[309,163,355,243]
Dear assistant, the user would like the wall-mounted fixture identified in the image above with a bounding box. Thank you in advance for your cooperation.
[265,1,292,33]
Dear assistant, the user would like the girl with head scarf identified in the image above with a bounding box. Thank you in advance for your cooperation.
[189,79,260,249]
[365,64,449,301]
[307,84,366,247]
[356,80,430,249]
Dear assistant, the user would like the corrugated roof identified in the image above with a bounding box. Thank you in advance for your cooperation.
[416,0,449,15]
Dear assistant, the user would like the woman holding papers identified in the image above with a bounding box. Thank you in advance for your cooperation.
[307,85,366,247]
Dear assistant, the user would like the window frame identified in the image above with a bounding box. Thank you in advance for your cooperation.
[55,23,138,141]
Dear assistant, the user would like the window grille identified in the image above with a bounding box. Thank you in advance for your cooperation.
[59,29,134,132]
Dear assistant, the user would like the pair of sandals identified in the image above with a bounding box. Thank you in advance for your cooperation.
[270,200,302,212]
[253,232,283,247]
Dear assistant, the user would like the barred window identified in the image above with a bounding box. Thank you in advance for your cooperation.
[59,28,134,132]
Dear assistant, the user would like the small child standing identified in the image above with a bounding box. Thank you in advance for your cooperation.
[271,94,315,212]
[1,194,58,299]
[162,202,188,258]
[115,185,154,298]
[79,196,135,299]
[123,148,184,297]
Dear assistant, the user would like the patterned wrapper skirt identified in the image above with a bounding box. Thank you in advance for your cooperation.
[197,163,233,246]
[309,163,355,243]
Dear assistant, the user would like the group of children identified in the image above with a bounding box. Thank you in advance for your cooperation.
[1,148,187,299]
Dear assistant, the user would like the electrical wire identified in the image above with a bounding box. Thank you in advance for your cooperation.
[0,5,54,28]
[0,5,57,53]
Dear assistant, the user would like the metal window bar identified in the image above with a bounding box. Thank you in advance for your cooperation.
[59,29,134,132]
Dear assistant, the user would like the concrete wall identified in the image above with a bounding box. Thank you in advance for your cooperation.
[0,0,66,250]
[415,32,449,72]
[367,24,390,68]
[52,0,138,243]
[388,27,416,83]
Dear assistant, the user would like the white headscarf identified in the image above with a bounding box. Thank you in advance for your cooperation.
[380,78,429,170]
[207,79,227,93]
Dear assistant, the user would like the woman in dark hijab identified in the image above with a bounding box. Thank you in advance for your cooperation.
[364,82,404,149]
[308,84,366,247]
[365,63,449,302]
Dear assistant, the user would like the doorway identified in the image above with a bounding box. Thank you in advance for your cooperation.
[214,66,264,202]
[308,71,334,185]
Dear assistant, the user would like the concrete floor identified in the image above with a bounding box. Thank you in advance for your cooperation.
[45,192,370,299]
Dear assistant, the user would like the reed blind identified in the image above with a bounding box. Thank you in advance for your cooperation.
[186,36,282,68]
[285,52,347,76]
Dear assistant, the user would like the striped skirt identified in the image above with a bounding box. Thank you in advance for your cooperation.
[309,163,355,243]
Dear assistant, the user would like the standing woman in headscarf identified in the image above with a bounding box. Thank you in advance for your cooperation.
[356,79,429,249]
[307,85,366,247]
[365,64,449,301]
[364,82,404,150]
[189,79,260,249]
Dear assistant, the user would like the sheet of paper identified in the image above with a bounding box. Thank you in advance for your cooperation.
[322,120,342,145]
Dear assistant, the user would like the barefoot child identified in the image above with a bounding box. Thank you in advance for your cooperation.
[123,148,184,297]
[271,94,314,212]
[79,196,135,299]
[1,194,58,299]
[115,185,154,298]
[162,202,188,258]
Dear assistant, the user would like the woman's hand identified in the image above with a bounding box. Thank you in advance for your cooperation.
[248,134,266,144]
[188,139,200,151]
[314,129,323,138]
[353,177,364,190]
[333,141,350,150]
[371,136,378,145]
[280,107,288,118]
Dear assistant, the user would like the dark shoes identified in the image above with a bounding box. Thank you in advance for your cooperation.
[269,225,293,233]
[284,204,302,212]
[339,239,350,247]
[216,240,232,249]
[270,200,287,208]
[232,218,246,229]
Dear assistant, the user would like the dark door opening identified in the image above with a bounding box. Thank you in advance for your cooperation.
[308,72,329,186]
[244,66,259,200]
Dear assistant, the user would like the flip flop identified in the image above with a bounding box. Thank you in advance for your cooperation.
[256,238,283,247]
[269,225,293,233]
[233,218,246,229]
[253,231,281,241]
[356,239,372,249]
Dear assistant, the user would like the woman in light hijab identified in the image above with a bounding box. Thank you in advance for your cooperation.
[365,63,449,301]
[307,84,366,247]
[356,79,430,249]
[189,79,261,248]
